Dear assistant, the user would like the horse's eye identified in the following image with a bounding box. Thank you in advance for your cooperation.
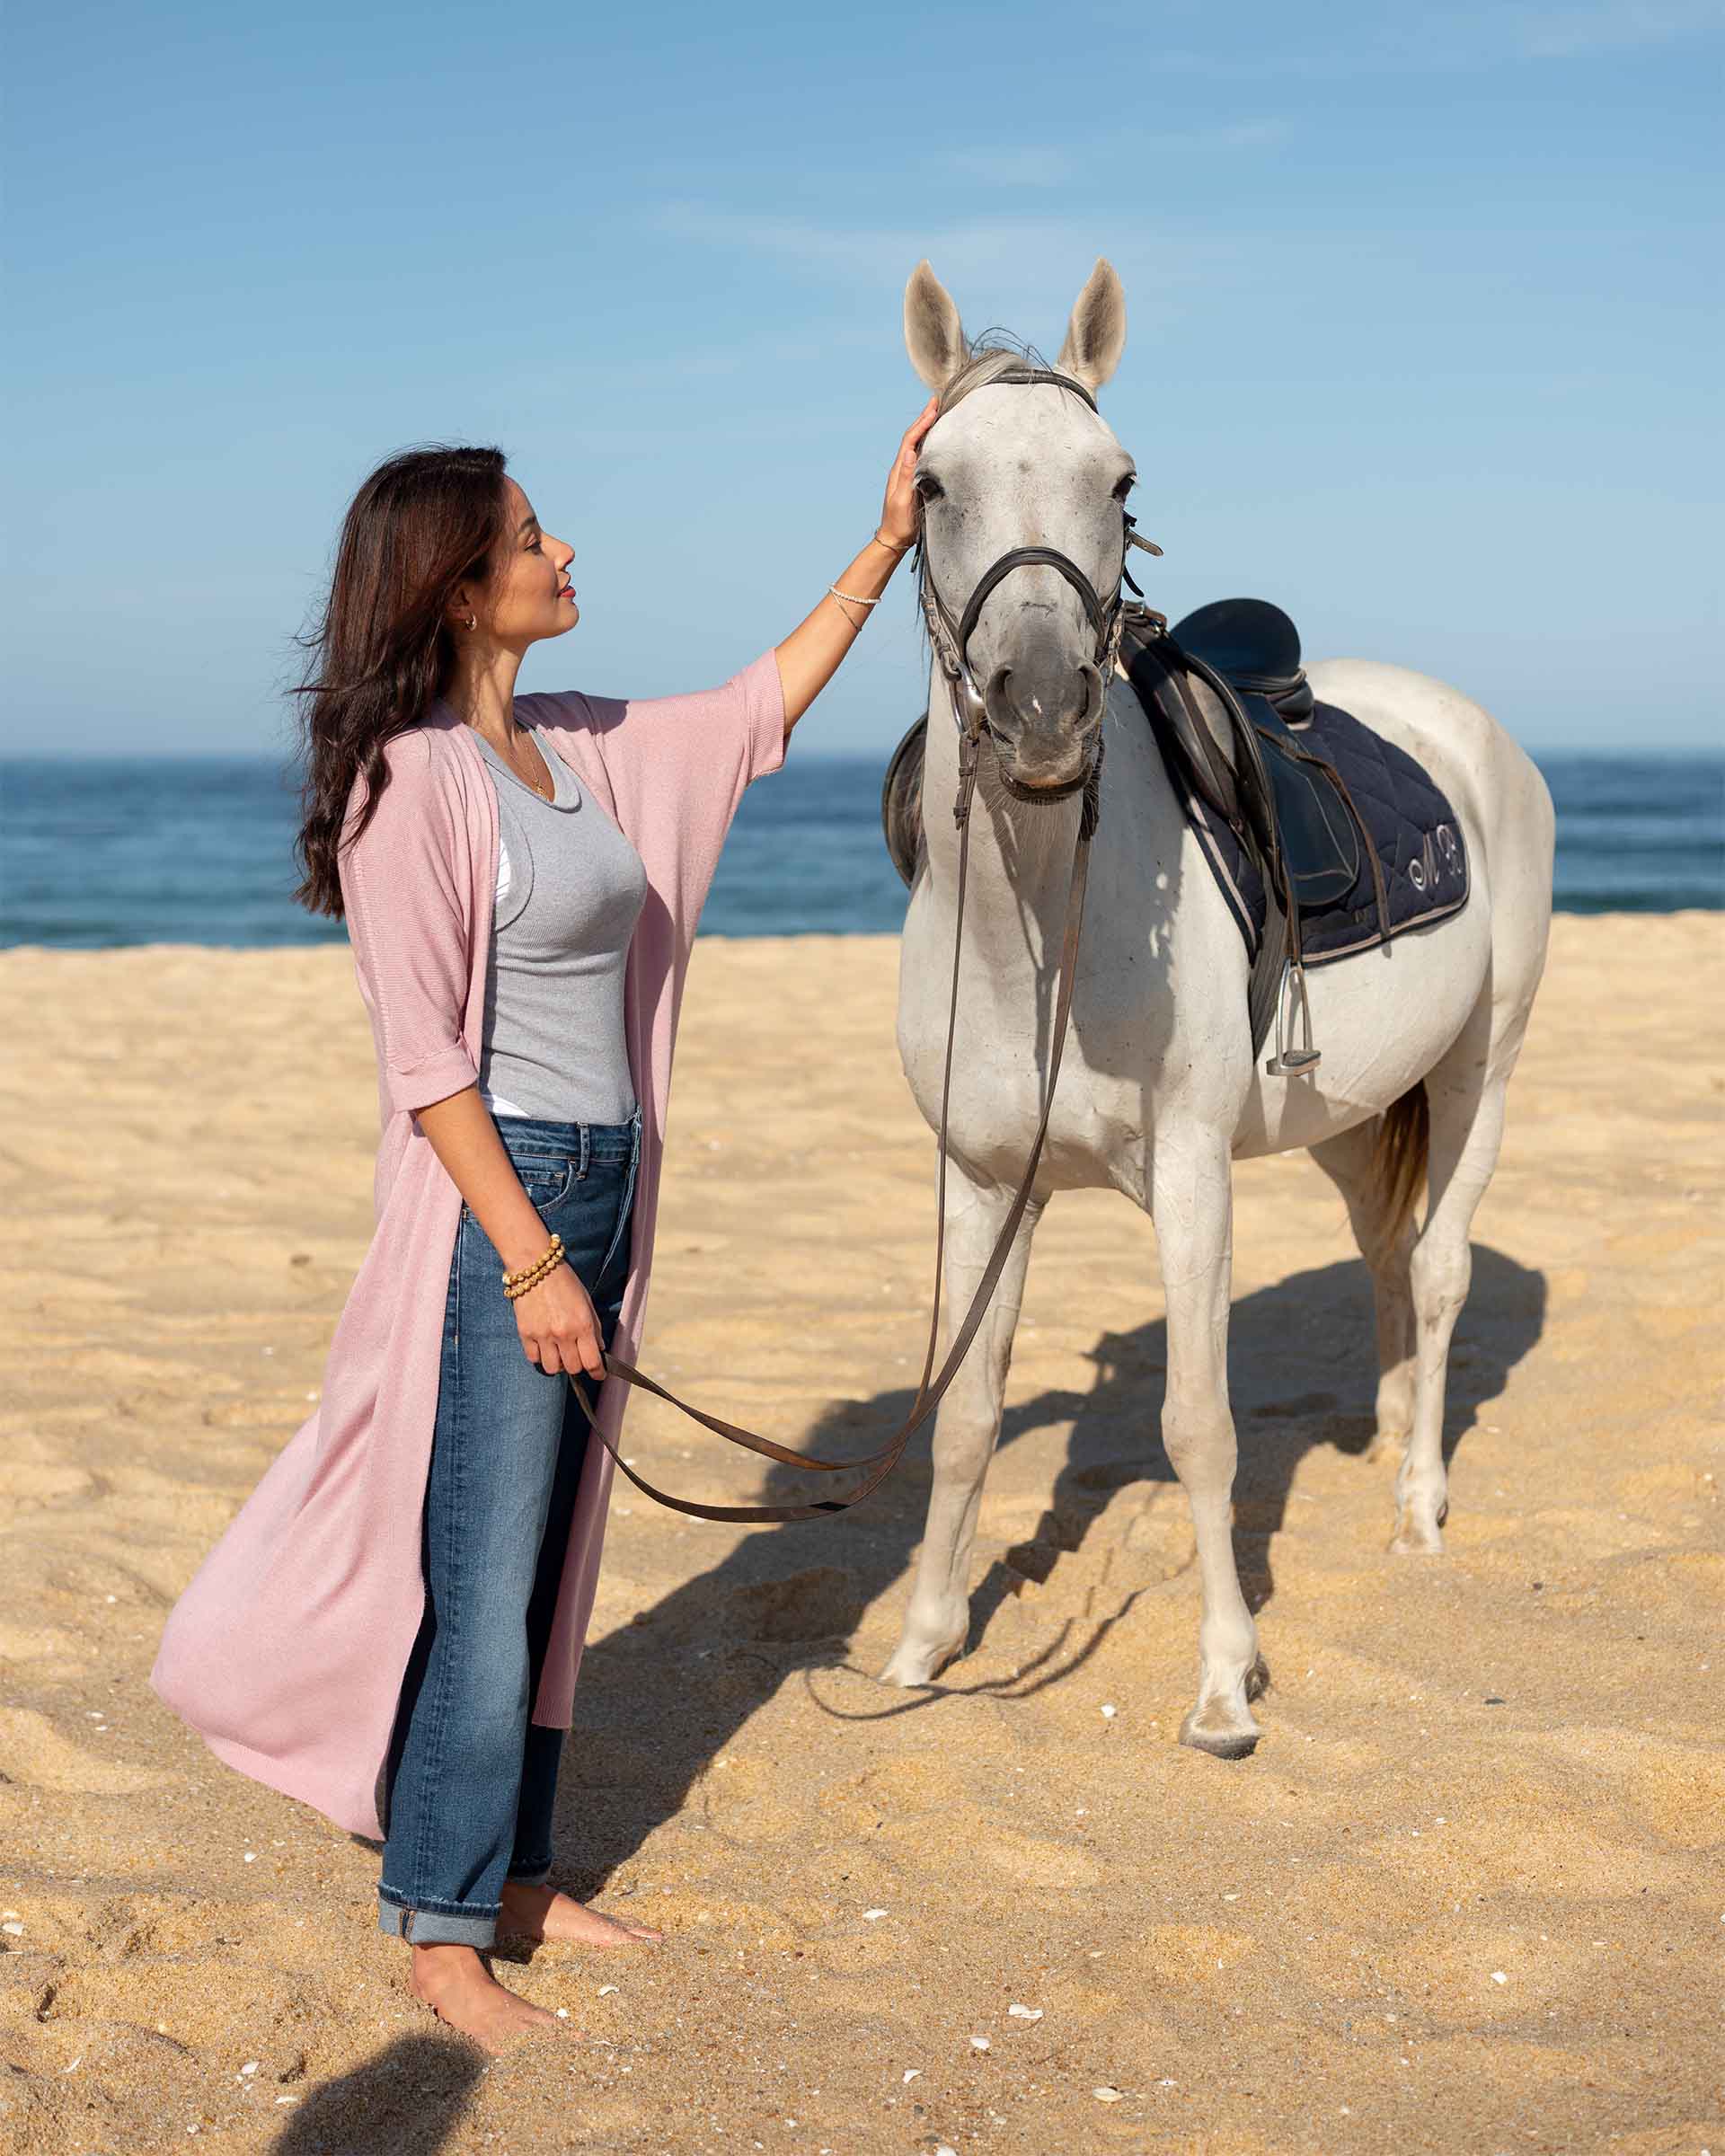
[1113,473,1137,500]
[915,471,945,503]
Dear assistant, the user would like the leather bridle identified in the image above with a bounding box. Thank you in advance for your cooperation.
[916,365,1161,804]
[564,366,1159,1524]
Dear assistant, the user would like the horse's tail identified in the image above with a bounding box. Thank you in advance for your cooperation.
[1373,1081,1429,1247]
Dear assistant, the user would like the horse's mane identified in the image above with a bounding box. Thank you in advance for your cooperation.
[933,332,1046,414]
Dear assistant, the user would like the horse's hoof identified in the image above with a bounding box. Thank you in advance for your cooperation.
[879,1637,963,1688]
[1179,1701,1262,1760]
[1389,1515,1445,1556]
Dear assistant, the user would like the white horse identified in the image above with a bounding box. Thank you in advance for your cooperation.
[882,259,1555,1756]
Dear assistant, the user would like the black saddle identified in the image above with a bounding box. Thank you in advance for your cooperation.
[1157,598,1356,907]
[1126,600,1396,1063]
[1167,596,1314,723]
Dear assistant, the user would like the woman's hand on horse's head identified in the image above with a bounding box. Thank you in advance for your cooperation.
[879,396,941,553]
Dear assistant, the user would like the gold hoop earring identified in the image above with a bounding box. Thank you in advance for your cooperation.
[466,614,476,631]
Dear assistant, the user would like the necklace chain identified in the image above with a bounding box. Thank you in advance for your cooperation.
[509,735,553,800]
[465,717,552,800]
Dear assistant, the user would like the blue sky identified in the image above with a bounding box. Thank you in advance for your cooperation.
[4,0,1720,756]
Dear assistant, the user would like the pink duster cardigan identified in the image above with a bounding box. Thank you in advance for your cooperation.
[149,651,787,1841]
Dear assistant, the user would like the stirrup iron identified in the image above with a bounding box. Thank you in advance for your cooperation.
[1265,956,1322,1078]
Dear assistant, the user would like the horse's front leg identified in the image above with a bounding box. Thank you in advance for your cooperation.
[880,1164,1044,1687]
[1152,1129,1267,1757]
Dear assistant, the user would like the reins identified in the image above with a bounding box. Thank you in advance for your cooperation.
[562,364,1145,1524]
[565,748,1095,1522]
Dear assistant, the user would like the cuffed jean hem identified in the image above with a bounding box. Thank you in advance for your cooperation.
[377,1893,498,1948]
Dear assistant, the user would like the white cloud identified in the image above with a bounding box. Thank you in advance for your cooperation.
[650,205,1232,340]
[942,120,1288,189]
[655,204,1092,284]
[945,147,1075,188]
[1121,0,1722,74]
[1508,2,1725,57]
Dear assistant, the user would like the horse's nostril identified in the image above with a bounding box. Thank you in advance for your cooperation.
[986,658,1093,738]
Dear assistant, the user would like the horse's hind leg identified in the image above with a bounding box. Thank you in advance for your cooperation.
[1395,726,1552,1554]
[881,1167,1044,1687]
[1308,1119,1417,1462]
[1394,1006,1517,1555]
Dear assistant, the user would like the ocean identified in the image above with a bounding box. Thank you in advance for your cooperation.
[2,748,1720,950]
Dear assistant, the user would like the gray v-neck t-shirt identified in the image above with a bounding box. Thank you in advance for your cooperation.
[473,724,649,1126]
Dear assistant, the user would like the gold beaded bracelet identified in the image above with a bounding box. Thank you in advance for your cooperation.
[501,1233,564,1300]
[503,1253,561,1301]
[504,1250,564,1294]
[502,1232,562,1288]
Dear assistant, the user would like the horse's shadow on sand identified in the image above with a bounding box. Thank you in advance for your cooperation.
[557,1243,1544,1889]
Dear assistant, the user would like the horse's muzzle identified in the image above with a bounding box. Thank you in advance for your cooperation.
[984,660,1104,790]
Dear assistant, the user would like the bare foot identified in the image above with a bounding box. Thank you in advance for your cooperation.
[497,1880,663,1948]
[408,1942,574,2054]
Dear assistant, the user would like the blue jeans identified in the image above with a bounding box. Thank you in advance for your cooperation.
[377,1109,640,1948]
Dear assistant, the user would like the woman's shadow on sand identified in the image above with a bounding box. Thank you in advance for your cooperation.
[268,2033,483,2155]
[557,1243,1544,1890]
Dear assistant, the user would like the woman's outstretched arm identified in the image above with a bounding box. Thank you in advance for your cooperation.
[771,396,937,729]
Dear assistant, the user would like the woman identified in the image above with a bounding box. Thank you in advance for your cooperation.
[149,397,937,2053]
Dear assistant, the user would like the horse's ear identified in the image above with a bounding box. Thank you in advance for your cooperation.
[904,261,967,391]
[1057,258,1127,392]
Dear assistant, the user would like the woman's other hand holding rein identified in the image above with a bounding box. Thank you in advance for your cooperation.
[414,1086,605,1377]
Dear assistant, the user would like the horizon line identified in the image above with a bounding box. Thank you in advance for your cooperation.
[4,741,1723,766]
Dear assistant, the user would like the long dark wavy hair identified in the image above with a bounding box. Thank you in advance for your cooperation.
[291,444,512,918]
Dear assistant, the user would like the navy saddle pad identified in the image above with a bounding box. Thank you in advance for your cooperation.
[1155,693,1473,967]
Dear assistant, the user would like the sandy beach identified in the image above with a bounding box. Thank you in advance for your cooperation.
[0,913,1720,2155]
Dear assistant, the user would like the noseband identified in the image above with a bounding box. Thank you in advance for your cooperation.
[916,365,1162,806]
